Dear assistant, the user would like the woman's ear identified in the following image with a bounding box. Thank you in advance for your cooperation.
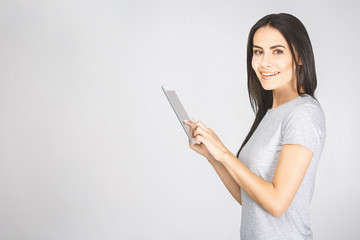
[298,57,303,66]
[292,47,302,66]
[295,51,302,66]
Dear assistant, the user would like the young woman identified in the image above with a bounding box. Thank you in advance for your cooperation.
[184,13,325,240]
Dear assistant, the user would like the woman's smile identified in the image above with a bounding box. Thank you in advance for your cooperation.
[260,71,280,80]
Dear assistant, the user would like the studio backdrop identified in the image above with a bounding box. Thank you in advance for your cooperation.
[0,0,359,239]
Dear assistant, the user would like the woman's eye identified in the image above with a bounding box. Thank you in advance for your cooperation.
[253,50,262,55]
[274,49,283,54]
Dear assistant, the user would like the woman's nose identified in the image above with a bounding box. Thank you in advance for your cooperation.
[260,53,272,68]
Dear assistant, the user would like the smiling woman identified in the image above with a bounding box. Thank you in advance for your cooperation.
[184,13,325,240]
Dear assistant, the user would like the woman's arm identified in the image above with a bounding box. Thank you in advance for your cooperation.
[184,120,313,217]
[220,144,313,217]
[207,155,242,205]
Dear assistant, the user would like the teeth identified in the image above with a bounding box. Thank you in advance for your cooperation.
[262,72,279,76]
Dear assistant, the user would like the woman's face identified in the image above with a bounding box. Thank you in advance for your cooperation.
[251,26,297,93]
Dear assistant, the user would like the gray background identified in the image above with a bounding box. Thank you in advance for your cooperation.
[0,0,359,239]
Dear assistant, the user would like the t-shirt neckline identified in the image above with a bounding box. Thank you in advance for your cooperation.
[267,94,308,113]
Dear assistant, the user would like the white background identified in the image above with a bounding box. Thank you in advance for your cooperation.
[0,0,359,239]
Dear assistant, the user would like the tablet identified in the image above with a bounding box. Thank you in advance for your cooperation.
[162,85,196,145]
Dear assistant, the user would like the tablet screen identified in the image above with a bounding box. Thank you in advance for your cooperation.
[162,85,196,145]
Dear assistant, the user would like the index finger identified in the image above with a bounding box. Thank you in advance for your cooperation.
[183,119,195,127]
[184,120,195,136]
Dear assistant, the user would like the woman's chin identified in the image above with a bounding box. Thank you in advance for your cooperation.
[260,83,275,91]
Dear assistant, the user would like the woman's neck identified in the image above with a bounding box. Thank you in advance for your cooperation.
[271,89,299,109]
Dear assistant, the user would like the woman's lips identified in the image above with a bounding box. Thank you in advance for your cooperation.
[260,71,280,80]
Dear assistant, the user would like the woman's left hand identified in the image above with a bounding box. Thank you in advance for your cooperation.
[184,120,230,162]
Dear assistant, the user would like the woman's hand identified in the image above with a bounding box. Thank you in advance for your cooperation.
[184,120,230,162]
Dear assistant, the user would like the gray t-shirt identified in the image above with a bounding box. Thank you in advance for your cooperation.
[239,94,326,240]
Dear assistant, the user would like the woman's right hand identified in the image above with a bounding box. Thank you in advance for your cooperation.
[186,120,214,162]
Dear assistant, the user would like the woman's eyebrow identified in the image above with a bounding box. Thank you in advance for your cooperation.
[270,45,286,49]
[253,44,286,49]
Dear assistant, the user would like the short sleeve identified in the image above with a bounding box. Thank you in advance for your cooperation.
[281,103,325,153]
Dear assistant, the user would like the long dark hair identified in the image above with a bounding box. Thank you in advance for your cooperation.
[236,13,317,158]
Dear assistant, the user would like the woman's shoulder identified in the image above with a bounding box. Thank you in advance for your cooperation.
[281,94,326,152]
[285,94,326,130]
[291,94,324,117]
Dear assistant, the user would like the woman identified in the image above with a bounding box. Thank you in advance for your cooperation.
[184,13,325,240]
